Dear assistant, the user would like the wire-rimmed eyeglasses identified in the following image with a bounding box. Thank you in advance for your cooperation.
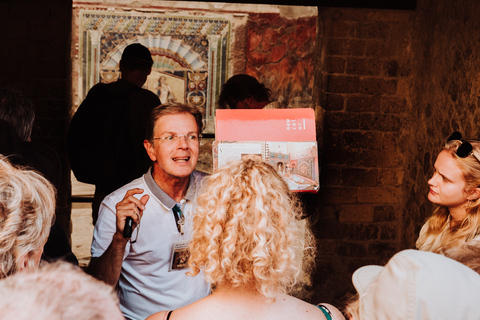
[153,133,201,144]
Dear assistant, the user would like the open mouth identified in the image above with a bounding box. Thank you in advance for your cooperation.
[172,157,190,162]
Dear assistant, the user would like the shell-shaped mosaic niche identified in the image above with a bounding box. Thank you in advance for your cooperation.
[100,35,209,109]
[102,34,207,72]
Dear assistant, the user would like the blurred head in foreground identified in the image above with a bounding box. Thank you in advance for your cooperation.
[0,262,123,320]
[0,156,55,278]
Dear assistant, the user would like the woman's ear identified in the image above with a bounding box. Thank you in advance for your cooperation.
[18,249,43,271]
[467,187,480,201]
[18,254,29,271]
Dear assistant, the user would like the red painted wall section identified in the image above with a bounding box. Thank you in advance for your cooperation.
[246,14,318,109]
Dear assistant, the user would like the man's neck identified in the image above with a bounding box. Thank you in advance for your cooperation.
[120,72,145,88]
[152,170,190,203]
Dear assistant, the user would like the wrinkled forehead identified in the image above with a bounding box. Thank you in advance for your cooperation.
[154,112,199,133]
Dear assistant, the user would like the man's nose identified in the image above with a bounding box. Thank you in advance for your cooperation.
[176,135,188,147]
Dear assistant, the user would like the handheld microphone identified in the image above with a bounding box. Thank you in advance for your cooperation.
[123,217,133,239]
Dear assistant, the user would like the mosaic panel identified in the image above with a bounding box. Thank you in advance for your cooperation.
[78,10,235,133]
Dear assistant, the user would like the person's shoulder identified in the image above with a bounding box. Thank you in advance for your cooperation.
[21,141,62,189]
[274,296,345,320]
[156,295,214,320]
[279,296,324,318]
[133,87,161,104]
[103,175,146,202]
[85,82,110,97]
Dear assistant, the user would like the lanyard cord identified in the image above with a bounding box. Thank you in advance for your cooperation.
[172,204,184,234]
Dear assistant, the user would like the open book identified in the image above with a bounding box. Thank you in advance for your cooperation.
[213,108,319,192]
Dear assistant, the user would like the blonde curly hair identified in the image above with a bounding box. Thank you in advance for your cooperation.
[0,157,55,278]
[188,160,315,298]
[416,139,480,253]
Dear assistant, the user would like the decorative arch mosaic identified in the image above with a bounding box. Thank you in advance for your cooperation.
[77,10,241,133]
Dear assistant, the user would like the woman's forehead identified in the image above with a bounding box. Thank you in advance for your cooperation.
[436,150,464,179]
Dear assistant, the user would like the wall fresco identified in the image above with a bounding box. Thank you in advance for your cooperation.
[72,3,318,136]
[76,10,240,133]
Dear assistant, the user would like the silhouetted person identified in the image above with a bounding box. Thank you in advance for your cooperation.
[0,88,77,265]
[67,43,161,224]
[218,74,279,109]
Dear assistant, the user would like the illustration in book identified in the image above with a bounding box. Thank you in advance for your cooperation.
[214,108,319,192]
[213,140,319,192]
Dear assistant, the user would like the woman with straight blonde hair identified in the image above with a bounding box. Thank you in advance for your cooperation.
[147,160,344,320]
[0,156,56,277]
[416,132,480,253]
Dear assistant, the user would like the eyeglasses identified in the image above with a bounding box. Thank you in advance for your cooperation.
[447,131,474,158]
[153,133,201,144]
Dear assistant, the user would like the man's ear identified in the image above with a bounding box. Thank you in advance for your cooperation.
[467,187,480,201]
[144,140,157,162]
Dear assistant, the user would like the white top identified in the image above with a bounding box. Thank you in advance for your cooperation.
[353,249,480,320]
[91,169,210,320]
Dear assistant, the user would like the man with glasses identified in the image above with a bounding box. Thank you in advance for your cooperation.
[88,104,210,320]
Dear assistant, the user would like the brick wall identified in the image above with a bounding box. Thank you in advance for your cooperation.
[402,0,480,250]
[311,7,416,304]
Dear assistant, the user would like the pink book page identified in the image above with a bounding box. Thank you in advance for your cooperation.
[215,108,316,142]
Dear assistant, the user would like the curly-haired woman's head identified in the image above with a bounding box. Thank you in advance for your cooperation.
[0,157,55,278]
[188,160,315,298]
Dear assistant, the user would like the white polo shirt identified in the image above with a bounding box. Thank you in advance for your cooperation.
[91,169,210,320]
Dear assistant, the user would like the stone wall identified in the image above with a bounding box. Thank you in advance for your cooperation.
[311,7,416,304]
[403,0,480,250]
[311,0,480,306]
